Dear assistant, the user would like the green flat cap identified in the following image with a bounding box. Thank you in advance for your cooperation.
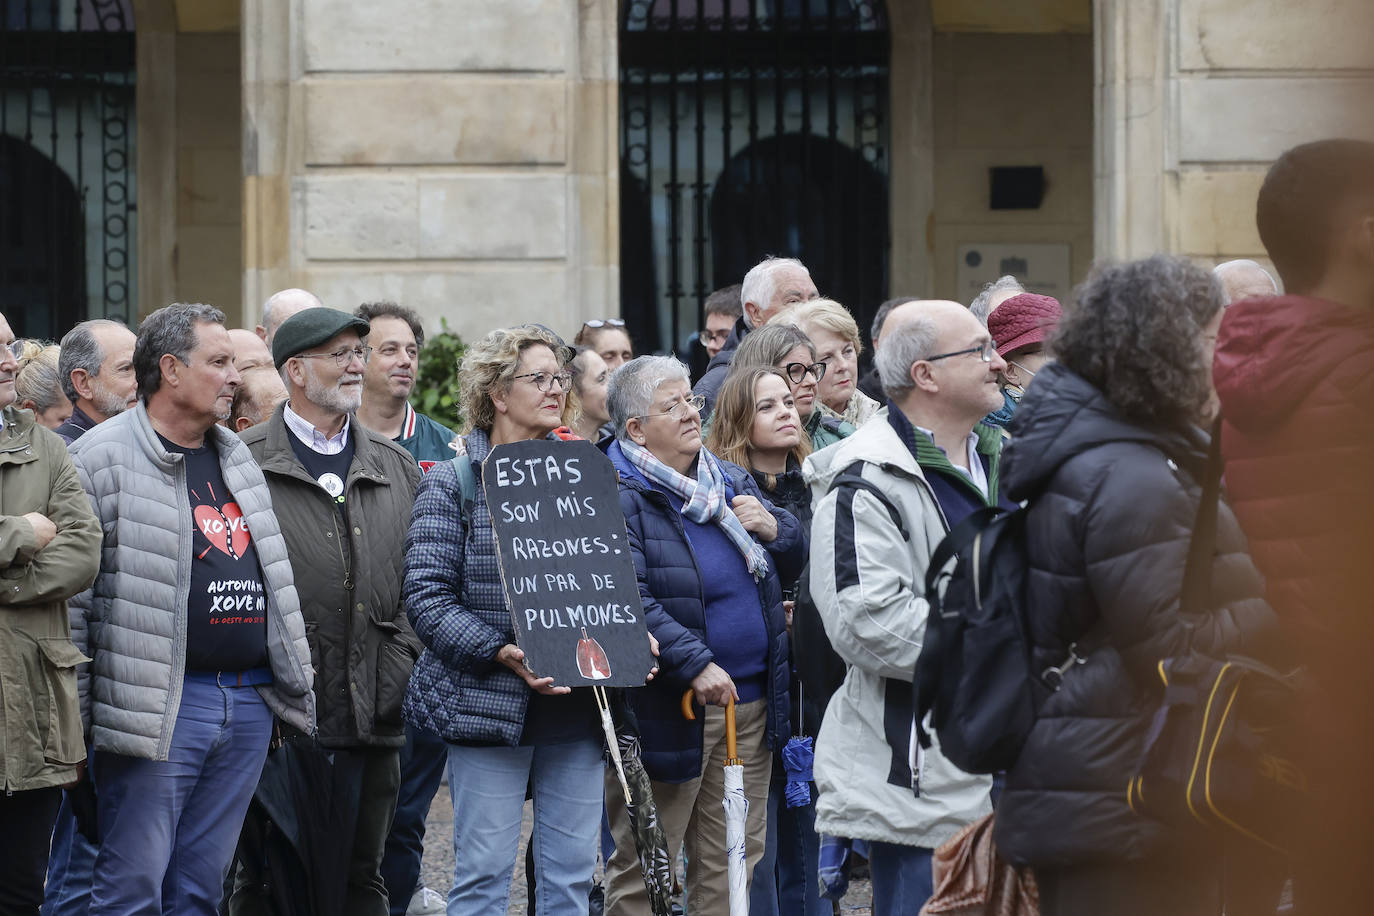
[272,307,371,368]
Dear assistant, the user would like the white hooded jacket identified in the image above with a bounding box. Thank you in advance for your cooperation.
[803,409,992,848]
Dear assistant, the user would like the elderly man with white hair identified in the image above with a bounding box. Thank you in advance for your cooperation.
[693,256,819,416]
[1213,259,1278,304]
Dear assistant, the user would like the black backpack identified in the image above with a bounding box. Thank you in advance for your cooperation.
[792,461,909,738]
[913,504,1041,774]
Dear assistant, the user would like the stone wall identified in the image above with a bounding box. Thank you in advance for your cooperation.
[242,0,617,346]
[1096,0,1374,279]
[928,30,1095,299]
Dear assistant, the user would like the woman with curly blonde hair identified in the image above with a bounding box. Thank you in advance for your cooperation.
[778,298,880,428]
[402,324,611,914]
[13,340,72,429]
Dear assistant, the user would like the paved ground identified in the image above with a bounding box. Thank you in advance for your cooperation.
[418,782,875,914]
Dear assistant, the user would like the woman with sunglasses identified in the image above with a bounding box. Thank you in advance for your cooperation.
[731,323,855,451]
[403,325,629,914]
[574,318,634,372]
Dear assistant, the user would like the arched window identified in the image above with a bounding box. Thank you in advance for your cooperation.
[0,0,135,337]
[619,0,890,358]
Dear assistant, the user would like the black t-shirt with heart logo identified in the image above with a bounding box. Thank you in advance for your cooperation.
[160,433,269,672]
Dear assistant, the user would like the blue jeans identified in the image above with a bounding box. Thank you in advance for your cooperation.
[381,723,450,914]
[444,737,603,916]
[749,774,828,916]
[869,841,934,916]
[42,797,99,916]
[89,673,273,916]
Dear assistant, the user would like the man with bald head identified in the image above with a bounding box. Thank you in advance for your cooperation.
[255,288,324,345]
[802,300,1008,915]
[229,328,274,373]
[1213,259,1278,304]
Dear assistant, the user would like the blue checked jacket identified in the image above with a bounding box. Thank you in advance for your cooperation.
[402,427,532,745]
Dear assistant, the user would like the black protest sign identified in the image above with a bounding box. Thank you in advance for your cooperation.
[484,438,655,688]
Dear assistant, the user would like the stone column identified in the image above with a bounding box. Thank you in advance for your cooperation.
[887,0,935,298]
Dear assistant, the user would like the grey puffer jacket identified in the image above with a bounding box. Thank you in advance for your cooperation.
[69,403,315,760]
[993,364,1277,868]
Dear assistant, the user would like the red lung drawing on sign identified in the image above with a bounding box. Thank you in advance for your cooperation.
[193,492,250,560]
[576,627,611,680]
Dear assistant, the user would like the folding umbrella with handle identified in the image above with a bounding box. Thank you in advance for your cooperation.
[682,689,748,916]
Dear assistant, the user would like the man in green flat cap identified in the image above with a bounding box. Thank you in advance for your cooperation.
[238,306,422,915]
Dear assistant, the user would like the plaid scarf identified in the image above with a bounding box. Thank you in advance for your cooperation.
[620,439,770,581]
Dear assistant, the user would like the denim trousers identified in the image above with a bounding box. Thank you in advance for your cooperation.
[42,797,99,916]
[748,773,829,916]
[868,841,934,916]
[443,736,603,916]
[0,786,63,916]
[380,724,450,915]
[89,674,273,916]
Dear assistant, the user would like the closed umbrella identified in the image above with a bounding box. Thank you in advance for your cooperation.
[682,690,748,916]
[596,685,675,916]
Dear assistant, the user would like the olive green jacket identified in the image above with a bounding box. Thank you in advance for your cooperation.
[0,406,102,791]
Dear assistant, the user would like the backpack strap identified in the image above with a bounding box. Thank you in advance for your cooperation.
[924,506,1003,597]
[1179,419,1223,616]
[829,460,910,542]
[450,453,478,528]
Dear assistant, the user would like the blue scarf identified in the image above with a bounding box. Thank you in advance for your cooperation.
[620,440,770,581]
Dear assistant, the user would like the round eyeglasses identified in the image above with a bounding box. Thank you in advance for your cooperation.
[783,361,827,384]
[511,370,574,393]
[636,394,705,421]
[294,345,372,367]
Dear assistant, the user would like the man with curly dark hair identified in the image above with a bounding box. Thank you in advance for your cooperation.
[1214,138,1374,916]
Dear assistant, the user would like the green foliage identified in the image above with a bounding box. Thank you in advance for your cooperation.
[414,319,466,430]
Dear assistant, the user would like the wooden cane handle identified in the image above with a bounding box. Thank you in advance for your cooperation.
[681,689,738,761]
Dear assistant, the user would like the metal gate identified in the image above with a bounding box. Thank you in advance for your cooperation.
[0,0,135,340]
[619,0,890,358]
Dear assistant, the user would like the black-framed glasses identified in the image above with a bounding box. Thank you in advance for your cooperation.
[698,328,731,346]
[295,345,372,367]
[511,370,574,393]
[636,394,705,421]
[926,339,997,364]
[583,318,626,330]
[783,361,827,384]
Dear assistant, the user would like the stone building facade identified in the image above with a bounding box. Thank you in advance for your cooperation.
[3,0,1371,343]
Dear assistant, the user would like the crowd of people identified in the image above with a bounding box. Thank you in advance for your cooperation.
[0,137,1369,916]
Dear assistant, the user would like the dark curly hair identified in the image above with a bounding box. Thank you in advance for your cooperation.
[1053,255,1221,430]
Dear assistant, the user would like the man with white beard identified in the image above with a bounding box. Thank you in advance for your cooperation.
[237,307,421,914]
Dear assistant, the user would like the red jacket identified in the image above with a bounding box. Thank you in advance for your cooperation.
[1213,295,1374,668]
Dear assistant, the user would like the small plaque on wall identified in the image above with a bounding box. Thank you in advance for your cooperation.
[957,243,1073,304]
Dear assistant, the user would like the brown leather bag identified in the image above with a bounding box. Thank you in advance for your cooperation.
[920,813,1039,916]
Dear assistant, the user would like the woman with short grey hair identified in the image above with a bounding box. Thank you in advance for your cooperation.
[993,255,1281,915]
[601,355,804,916]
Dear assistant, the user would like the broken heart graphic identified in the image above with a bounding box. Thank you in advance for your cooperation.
[194,502,250,559]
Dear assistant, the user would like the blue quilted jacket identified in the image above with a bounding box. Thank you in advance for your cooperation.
[401,428,533,745]
[606,440,804,782]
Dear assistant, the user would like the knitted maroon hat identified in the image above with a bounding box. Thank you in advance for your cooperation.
[987,292,1062,357]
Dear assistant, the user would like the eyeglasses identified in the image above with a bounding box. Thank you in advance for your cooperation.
[783,361,827,384]
[1007,359,1037,378]
[636,394,705,421]
[926,340,997,364]
[583,318,626,330]
[511,370,574,393]
[698,328,731,346]
[295,345,372,367]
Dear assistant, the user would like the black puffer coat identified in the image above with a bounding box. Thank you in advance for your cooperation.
[992,364,1277,868]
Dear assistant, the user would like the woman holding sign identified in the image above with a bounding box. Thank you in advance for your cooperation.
[600,355,806,916]
[402,324,607,915]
